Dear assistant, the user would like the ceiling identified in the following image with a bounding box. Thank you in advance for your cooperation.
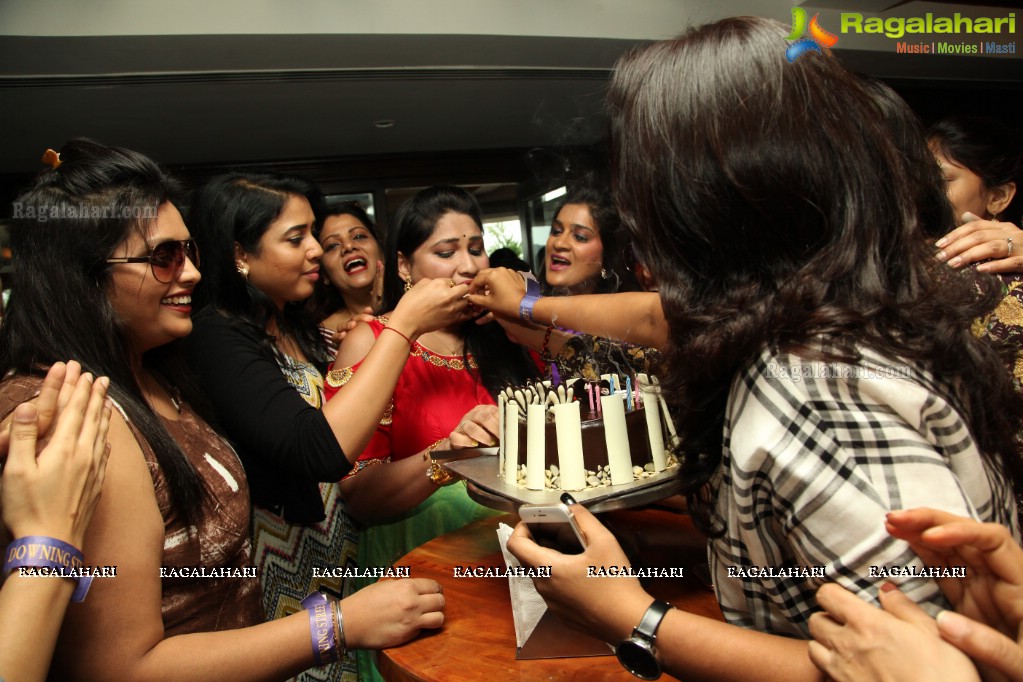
[0,0,1019,182]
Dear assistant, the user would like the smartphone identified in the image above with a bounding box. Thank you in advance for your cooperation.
[518,502,587,554]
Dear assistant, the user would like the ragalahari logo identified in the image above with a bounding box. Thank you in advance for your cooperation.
[786,7,839,62]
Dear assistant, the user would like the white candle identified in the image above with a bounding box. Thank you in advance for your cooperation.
[498,393,506,474]
[526,403,547,490]
[638,375,667,472]
[552,402,586,491]
[600,393,634,485]
[504,401,520,482]
[652,376,679,448]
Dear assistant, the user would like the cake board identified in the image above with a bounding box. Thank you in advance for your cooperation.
[436,447,682,514]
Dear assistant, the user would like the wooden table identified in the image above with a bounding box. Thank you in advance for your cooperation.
[377,506,723,682]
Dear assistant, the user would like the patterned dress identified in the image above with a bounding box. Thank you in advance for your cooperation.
[251,356,360,682]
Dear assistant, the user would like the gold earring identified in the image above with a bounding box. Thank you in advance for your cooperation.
[403,278,413,293]
[237,264,249,280]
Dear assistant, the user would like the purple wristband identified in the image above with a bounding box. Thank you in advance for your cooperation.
[302,591,337,666]
[3,536,93,602]
[518,274,542,323]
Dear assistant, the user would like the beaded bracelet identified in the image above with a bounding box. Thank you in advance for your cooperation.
[540,325,556,363]
[3,536,93,602]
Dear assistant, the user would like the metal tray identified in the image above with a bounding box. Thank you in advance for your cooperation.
[439,447,682,513]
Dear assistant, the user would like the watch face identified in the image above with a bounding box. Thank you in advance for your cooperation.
[616,639,661,680]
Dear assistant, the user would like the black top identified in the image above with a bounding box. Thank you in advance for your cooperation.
[186,308,351,524]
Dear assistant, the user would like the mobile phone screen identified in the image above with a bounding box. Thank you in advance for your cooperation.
[525,521,586,554]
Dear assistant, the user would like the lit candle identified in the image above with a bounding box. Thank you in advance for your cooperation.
[504,400,520,482]
[638,375,667,472]
[526,403,546,490]
[601,393,634,485]
[551,401,586,491]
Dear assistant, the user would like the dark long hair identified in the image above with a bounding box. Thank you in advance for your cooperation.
[381,186,540,396]
[928,115,1023,224]
[0,138,208,525]
[189,173,329,367]
[539,183,640,295]
[309,201,381,321]
[607,18,1023,534]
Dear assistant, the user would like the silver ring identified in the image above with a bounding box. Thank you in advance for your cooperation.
[1009,237,1014,257]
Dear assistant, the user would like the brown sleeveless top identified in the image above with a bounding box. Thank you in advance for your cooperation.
[0,375,264,635]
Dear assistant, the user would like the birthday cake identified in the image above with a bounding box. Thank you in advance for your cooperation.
[498,374,678,491]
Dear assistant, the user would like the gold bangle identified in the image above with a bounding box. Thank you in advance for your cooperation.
[425,439,455,486]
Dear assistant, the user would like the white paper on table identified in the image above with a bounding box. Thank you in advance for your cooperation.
[496,523,546,648]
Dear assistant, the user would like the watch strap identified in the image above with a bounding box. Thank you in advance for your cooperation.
[634,599,672,642]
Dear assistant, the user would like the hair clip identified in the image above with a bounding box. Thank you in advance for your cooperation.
[41,148,62,169]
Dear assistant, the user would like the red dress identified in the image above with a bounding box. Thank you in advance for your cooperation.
[324,317,494,467]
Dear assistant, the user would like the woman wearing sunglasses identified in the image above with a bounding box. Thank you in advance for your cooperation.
[0,139,446,681]
[185,173,468,681]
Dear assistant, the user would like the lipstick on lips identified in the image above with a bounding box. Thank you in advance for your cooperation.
[343,256,369,275]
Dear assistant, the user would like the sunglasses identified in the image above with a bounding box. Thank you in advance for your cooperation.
[105,239,200,283]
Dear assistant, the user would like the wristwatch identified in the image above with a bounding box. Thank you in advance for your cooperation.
[616,599,673,680]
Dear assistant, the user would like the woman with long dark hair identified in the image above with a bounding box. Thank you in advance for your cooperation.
[472,18,1023,680]
[311,201,384,358]
[0,140,446,681]
[186,172,466,681]
[328,186,539,678]
[540,183,637,296]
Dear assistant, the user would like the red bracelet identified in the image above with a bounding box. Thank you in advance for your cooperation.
[382,325,413,348]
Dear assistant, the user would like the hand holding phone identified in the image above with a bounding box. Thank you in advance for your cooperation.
[518,501,588,554]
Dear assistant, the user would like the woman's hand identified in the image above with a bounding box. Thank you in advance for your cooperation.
[884,508,1023,644]
[466,268,529,320]
[808,583,980,682]
[331,307,376,347]
[339,578,445,649]
[1,364,112,548]
[936,609,1023,682]
[507,503,651,643]
[935,214,1023,273]
[449,405,499,448]
[388,278,471,338]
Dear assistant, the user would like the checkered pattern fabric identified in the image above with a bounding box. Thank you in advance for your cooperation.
[710,345,1019,636]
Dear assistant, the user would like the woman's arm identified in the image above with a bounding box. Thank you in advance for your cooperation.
[467,268,669,348]
[339,402,497,522]
[0,366,111,682]
[52,411,444,682]
[190,280,470,477]
[508,504,824,682]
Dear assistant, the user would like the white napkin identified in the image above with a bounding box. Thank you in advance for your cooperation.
[496,522,547,647]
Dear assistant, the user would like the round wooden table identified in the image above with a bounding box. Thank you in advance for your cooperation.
[377,506,722,681]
